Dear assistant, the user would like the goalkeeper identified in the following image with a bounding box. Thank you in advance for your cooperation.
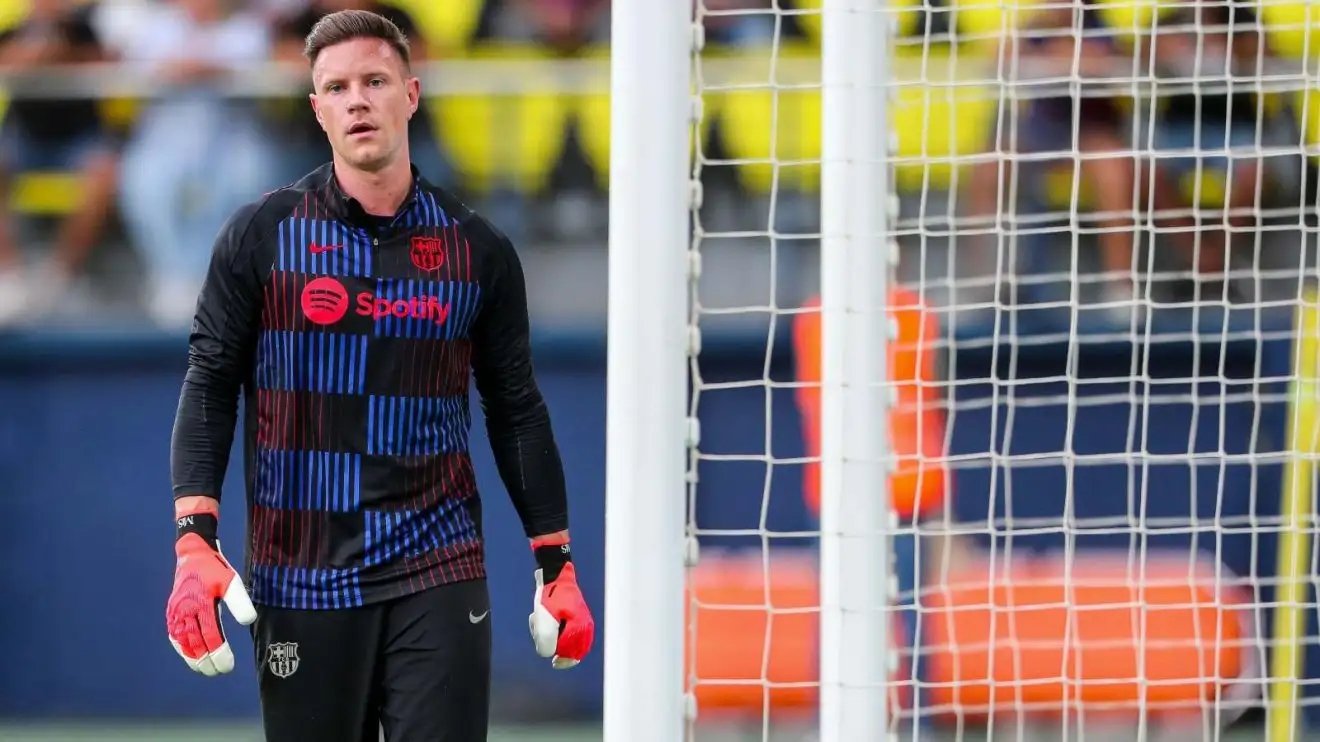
[163,10,594,742]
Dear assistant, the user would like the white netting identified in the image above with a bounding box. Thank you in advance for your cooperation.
[685,1,1319,740]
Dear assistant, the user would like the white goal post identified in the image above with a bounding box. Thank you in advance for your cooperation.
[817,0,894,740]
[606,0,894,738]
[606,0,1320,740]
[602,1,691,742]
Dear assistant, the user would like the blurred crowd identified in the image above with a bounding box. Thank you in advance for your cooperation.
[0,0,796,330]
[0,0,1315,333]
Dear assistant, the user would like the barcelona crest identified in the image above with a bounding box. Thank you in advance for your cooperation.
[266,642,300,679]
[410,236,446,272]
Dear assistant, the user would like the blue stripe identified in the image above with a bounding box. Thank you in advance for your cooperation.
[434,191,450,226]
[254,331,367,393]
[251,564,365,609]
[366,395,471,457]
[456,282,475,338]
[395,188,448,229]
[362,501,477,567]
[252,449,362,512]
[298,217,307,275]
[276,218,373,277]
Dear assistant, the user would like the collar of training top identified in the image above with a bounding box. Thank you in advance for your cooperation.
[319,162,425,228]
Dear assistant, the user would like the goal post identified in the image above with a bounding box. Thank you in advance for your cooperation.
[602,1,692,740]
[818,1,895,742]
[607,0,1320,738]
[1270,287,1320,742]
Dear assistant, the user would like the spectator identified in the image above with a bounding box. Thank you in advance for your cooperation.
[111,0,278,327]
[0,0,119,326]
[1146,1,1271,288]
[964,4,1144,317]
[478,0,610,54]
[267,0,451,188]
[963,2,1226,318]
[702,0,785,48]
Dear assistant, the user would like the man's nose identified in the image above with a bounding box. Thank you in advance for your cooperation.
[346,87,371,111]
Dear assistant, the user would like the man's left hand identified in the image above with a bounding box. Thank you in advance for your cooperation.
[527,541,594,669]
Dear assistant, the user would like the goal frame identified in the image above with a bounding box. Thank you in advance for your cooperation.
[603,0,895,740]
[818,0,895,739]
[602,1,692,741]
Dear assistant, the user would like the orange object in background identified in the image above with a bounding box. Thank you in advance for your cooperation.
[791,287,947,518]
[683,550,912,720]
[924,552,1257,722]
[682,550,1257,729]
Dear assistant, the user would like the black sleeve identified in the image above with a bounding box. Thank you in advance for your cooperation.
[469,220,569,538]
[170,202,267,500]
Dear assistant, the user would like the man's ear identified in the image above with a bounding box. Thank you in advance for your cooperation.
[309,92,326,131]
[407,76,421,119]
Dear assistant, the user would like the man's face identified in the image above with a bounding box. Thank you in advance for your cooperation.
[309,37,420,174]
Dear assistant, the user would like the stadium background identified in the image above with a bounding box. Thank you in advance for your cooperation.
[3,0,1320,739]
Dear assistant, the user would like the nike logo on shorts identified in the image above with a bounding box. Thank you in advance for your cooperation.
[469,610,489,624]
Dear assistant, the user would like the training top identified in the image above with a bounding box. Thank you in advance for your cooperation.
[170,163,569,610]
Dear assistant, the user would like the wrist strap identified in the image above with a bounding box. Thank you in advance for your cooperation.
[176,512,219,550]
[532,538,572,583]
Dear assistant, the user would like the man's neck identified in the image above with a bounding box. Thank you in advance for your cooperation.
[334,156,413,217]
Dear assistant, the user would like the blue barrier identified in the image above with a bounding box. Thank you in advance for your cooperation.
[2,302,1316,726]
[945,303,1311,725]
[0,325,811,721]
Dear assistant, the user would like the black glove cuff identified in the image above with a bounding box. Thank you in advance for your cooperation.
[176,512,219,550]
[534,542,572,583]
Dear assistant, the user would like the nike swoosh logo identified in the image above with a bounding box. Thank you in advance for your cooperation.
[309,243,342,254]
[469,610,489,624]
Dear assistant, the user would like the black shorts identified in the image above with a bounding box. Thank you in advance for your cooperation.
[251,579,492,742]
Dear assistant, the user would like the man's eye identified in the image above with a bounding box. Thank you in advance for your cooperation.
[369,79,384,87]
[326,84,341,93]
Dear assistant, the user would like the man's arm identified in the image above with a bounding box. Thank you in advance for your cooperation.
[467,221,591,668]
[170,203,266,517]
[469,222,569,544]
[165,203,265,678]
[469,221,593,669]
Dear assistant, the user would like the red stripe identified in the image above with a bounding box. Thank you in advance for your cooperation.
[282,270,296,569]
[365,452,471,512]
[249,506,328,569]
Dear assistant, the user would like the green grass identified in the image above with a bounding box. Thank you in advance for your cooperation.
[0,725,600,742]
[0,721,1286,741]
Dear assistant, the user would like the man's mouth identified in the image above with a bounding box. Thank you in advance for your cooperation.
[348,122,377,137]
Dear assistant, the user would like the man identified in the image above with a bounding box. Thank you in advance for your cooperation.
[163,10,594,742]
[961,0,1145,317]
[1146,0,1269,293]
[0,0,120,326]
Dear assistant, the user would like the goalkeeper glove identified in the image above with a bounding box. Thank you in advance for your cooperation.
[527,535,595,669]
[165,508,257,676]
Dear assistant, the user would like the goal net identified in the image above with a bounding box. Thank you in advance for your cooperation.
[679,0,1320,740]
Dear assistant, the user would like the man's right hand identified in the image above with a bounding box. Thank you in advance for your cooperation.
[165,508,257,676]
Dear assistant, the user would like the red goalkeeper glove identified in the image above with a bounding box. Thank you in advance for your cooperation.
[165,508,257,676]
[527,535,595,669]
